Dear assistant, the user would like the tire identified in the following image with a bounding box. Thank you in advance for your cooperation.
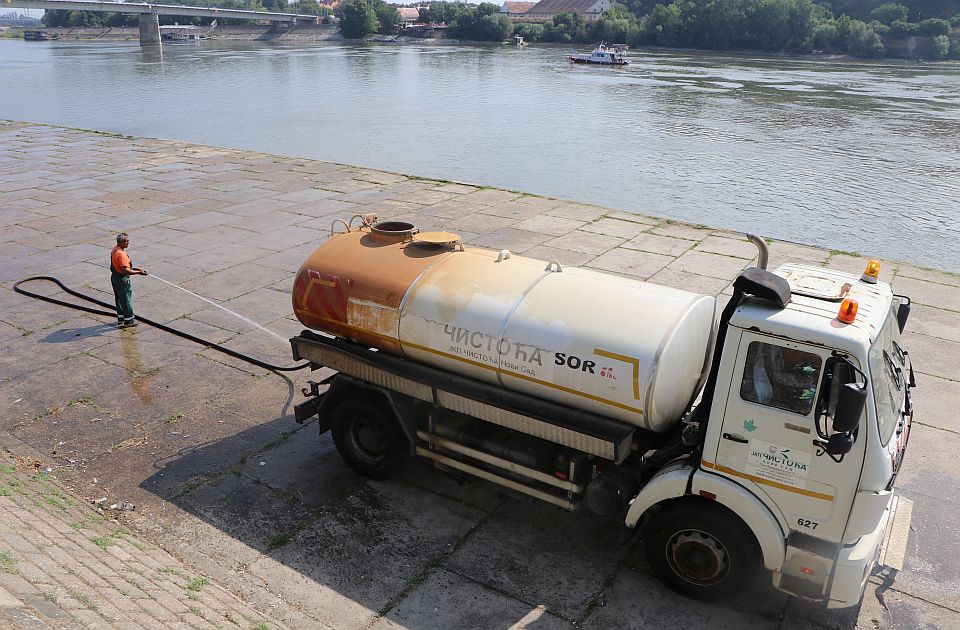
[331,398,411,481]
[644,500,761,601]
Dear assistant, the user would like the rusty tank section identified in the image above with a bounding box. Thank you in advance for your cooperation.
[292,219,717,432]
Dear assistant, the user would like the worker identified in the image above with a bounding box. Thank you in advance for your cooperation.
[110,232,147,328]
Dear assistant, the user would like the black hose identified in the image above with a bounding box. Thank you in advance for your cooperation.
[12,276,309,373]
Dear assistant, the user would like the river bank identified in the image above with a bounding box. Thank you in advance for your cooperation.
[5,24,957,61]
[1,119,959,629]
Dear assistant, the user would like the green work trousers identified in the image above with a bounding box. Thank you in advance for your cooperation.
[111,272,134,325]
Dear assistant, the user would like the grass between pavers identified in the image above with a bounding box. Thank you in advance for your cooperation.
[89,529,125,550]
[0,550,18,574]
[165,412,184,424]
[186,576,209,592]
[71,590,99,611]
[829,248,862,258]
[70,514,107,530]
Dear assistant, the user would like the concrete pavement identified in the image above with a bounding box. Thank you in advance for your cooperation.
[1,120,959,629]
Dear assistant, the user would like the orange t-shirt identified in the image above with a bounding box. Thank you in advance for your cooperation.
[111,246,131,274]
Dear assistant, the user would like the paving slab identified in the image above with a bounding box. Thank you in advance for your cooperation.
[443,498,632,621]
[581,568,778,629]
[545,229,626,255]
[581,217,652,239]
[624,231,697,257]
[586,247,674,279]
[372,568,572,630]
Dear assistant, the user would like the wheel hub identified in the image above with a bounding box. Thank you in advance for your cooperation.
[350,418,387,463]
[667,529,730,586]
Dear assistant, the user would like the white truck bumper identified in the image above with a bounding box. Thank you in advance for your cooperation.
[827,493,909,609]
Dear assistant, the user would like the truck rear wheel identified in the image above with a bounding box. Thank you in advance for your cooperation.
[331,399,411,481]
[644,500,760,601]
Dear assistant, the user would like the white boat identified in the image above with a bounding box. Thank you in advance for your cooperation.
[568,43,629,66]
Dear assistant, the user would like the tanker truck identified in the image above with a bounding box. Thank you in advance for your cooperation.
[288,217,914,609]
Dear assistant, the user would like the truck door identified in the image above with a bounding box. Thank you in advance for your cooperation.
[705,333,862,542]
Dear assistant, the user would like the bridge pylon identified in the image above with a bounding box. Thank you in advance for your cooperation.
[138,13,161,46]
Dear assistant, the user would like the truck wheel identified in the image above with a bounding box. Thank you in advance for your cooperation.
[331,399,411,481]
[644,501,760,601]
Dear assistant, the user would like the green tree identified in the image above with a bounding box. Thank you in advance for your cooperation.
[292,0,325,15]
[596,4,641,43]
[846,19,884,57]
[811,19,839,50]
[889,19,919,36]
[419,1,465,24]
[542,12,588,42]
[375,1,401,33]
[640,3,683,46]
[42,10,70,27]
[747,0,815,51]
[950,38,960,58]
[928,33,950,57]
[475,13,513,40]
[868,3,907,24]
[339,0,378,37]
[68,10,103,27]
[918,17,951,35]
[512,22,545,41]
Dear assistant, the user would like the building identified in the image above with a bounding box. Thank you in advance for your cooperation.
[397,7,420,24]
[499,2,536,18]
[522,0,613,22]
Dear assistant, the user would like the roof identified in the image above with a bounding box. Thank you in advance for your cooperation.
[526,0,603,13]
[501,2,536,13]
[732,264,895,354]
[398,7,420,19]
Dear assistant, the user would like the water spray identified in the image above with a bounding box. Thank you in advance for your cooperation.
[147,274,288,345]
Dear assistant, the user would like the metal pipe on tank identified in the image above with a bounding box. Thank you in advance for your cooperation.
[746,234,768,270]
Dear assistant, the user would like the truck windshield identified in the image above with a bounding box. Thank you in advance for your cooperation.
[867,308,905,447]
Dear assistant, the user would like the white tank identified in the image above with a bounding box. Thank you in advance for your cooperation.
[397,252,717,432]
[293,229,717,432]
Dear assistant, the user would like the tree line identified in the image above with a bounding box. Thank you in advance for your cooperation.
[513,0,960,58]
[41,0,960,59]
[41,0,333,28]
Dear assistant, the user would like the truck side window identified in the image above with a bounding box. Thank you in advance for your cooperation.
[740,342,822,415]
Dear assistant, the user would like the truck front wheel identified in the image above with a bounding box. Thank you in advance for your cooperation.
[644,500,760,601]
[331,399,411,481]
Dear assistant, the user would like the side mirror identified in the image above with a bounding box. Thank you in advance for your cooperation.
[826,432,854,456]
[896,300,911,333]
[833,383,867,433]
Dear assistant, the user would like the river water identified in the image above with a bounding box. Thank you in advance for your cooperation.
[2,40,959,270]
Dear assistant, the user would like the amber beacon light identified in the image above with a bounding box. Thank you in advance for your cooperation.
[860,259,881,284]
[837,298,859,324]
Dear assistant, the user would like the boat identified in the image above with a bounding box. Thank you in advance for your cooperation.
[23,30,50,41]
[568,42,628,66]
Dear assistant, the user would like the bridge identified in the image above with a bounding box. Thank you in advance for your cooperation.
[9,0,320,45]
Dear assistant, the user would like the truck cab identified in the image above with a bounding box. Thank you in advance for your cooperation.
[686,262,912,607]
